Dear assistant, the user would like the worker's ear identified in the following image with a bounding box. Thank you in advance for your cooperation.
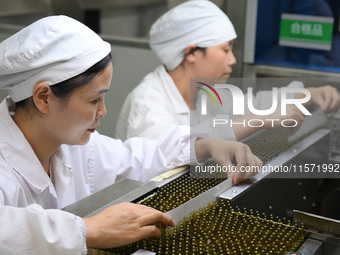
[185,44,198,63]
[32,83,53,114]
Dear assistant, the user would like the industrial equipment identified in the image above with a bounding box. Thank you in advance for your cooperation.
[64,112,340,255]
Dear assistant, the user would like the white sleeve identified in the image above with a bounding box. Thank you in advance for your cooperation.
[191,114,236,141]
[194,89,237,140]
[0,196,87,255]
[115,89,180,140]
[90,126,198,186]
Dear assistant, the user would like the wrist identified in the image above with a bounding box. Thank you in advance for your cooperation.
[194,138,211,163]
[295,87,313,106]
[83,217,99,248]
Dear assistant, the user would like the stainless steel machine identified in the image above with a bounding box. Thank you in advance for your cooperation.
[63,111,340,255]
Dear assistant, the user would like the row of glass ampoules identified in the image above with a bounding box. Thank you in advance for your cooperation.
[103,200,305,255]
[243,128,291,164]
[138,173,226,212]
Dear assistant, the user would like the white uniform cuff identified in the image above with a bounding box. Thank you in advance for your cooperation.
[76,216,88,255]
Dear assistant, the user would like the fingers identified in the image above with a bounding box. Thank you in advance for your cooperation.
[84,202,175,249]
[321,90,333,112]
[137,206,176,228]
[139,225,162,238]
[310,86,340,113]
[244,146,262,166]
[309,87,326,111]
[285,105,304,135]
[199,139,262,184]
[137,211,176,239]
[265,104,304,133]
[229,143,262,184]
[323,88,340,113]
[233,146,247,171]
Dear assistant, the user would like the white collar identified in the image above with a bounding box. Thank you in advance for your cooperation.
[0,98,73,198]
[157,65,190,115]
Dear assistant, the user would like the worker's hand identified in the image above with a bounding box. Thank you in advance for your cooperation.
[263,104,305,135]
[306,85,340,113]
[83,202,175,248]
[195,138,262,184]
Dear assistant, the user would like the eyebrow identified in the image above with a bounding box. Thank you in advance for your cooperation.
[96,89,109,95]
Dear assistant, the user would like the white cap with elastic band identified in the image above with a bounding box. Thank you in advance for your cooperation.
[0,15,111,102]
[149,0,237,71]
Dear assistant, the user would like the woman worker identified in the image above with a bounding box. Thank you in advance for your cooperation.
[115,0,340,142]
[0,15,262,254]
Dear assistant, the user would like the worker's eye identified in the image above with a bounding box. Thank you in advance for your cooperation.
[92,97,103,104]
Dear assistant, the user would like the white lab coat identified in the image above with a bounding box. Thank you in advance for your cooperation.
[115,65,304,141]
[0,97,196,255]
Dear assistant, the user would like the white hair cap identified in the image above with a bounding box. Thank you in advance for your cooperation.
[149,0,237,71]
[0,15,111,102]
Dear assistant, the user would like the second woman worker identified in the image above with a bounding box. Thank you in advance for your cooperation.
[115,0,340,142]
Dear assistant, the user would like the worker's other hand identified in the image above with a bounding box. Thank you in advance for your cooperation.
[264,104,305,136]
[307,85,340,113]
[195,138,262,184]
[83,202,175,248]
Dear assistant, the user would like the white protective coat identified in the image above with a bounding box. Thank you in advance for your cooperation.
[0,97,196,255]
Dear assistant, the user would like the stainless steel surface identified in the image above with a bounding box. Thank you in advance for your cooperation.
[328,111,340,162]
[297,238,323,255]
[268,129,330,178]
[299,234,340,255]
[219,129,332,225]
[243,64,340,82]
[288,109,327,144]
[294,210,340,237]
[85,170,189,217]
[220,128,330,201]
[84,181,158,217]
[63,178,145,217]
[166,178,233,223]
[321,236,340,255]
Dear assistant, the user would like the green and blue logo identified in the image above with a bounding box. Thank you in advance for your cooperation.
[196,82,222,106]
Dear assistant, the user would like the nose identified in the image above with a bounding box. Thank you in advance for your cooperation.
[228,50,237,66]
[96,100,107,119]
